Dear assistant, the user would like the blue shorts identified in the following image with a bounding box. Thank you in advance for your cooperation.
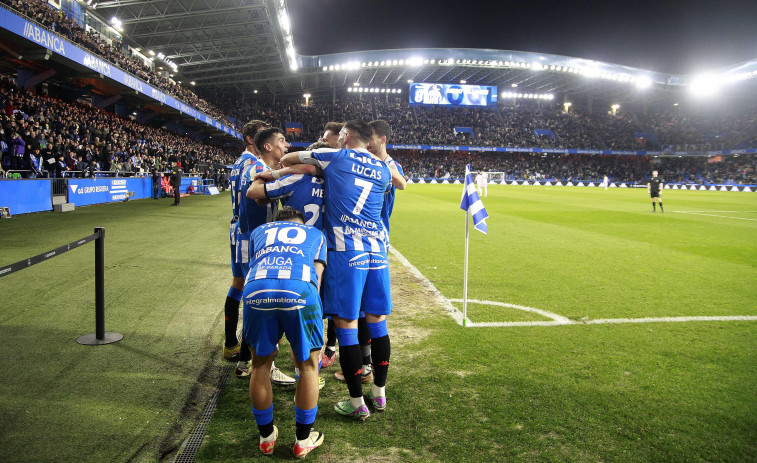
[242,279,324,362]
[236,229,253,279]
[323,250,392,320]
[229,223,244,278]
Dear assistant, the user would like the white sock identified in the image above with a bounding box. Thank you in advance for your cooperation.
[371,384,385,398]
[349,396,365,409]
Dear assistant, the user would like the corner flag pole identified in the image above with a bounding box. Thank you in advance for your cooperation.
[460,165,489,328]
[462,209,470,327]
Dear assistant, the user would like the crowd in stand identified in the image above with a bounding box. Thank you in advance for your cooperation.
[0,76,236,178]
[389,150,757,185]
[207,96,756,184]
[216,96,757,153]
[0,0,235,128]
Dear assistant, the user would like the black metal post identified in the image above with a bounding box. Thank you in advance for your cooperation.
[95,227,105,340]
[77,227,122,345]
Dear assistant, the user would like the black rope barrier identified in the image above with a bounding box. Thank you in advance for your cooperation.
[1,227,123,345]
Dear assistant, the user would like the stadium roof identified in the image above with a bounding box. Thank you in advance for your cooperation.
[86,0,756,107]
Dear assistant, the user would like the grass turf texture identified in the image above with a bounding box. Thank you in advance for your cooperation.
[0,194,231,462]
[199,185,756,462]
[1,186,755,461]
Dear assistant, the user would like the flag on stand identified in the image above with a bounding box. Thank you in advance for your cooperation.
[460,164,489,234]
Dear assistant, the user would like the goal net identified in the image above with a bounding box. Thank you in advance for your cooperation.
[473,171,505,183]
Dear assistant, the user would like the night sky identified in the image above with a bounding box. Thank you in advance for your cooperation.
[289,0,757,75]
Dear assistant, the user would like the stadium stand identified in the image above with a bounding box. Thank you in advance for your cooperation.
[0,75,236,178]
[0,0,236,129]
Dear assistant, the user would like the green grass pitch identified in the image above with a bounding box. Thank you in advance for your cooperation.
[0,186,755,462]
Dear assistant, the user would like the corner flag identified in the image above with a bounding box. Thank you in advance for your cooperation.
[460,164,489,234]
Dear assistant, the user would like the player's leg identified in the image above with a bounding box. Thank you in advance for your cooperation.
[293,349,324,457]
[334,314,372,383]
[281,281,324,457]
[658,196,664,213]
[322,317,337,367]
[324,251,370,420]
[223,232,243,361]
[362,251,393,411]
[242,279,279,455]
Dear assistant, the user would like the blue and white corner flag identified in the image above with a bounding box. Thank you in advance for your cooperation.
[460,164,489,234]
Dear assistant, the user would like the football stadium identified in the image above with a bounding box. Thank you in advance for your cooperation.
[0,1,755,461]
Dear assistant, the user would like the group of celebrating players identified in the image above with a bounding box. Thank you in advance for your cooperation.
[221,118,405,458]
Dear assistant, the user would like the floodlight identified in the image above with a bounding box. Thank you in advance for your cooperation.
[460,80,467,84]
[637,76,654,89]
[689,74,720,97]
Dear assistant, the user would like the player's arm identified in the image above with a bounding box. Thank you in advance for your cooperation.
[255,163,321,182]
[280,150,309,167]
[314,261,325,292]
[384,156,406,190]
[246,177,271,205]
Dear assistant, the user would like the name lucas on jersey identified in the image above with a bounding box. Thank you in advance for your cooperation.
[349,153,384,180]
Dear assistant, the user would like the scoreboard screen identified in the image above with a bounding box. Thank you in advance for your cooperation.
[409,83,498,107]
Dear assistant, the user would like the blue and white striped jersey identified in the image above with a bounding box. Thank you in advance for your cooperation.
[245,221,327,288]
[301,148,391,252]
[229,150,256,225]
[381,159,404,239]
[264,174,324,230]
[238,159,277,235]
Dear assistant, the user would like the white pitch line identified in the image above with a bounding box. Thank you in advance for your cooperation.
[391,249,757,328]
[390,248,469,326]
[673,211,757,221]
[448,298,571,323]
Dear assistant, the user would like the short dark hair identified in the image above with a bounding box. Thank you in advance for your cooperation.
[307,141,332,150]
[275,206,305,223]
[323,122,343,134]
[369,120,391,139]
[254,127,284,153]
[242,120,268,144]
[343,120,373,144]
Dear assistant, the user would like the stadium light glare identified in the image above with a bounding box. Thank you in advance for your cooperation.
[689,74,720,97]
[254,90,258,94]
[157,52,165,59]
[278,9,291,34]
[322,66,327,71]
[149,50,155,56]
[511,83,518,88]
[398,89,401,93]
[407,79,413,83]
[460,80,467,84]
[636,76,652,89]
